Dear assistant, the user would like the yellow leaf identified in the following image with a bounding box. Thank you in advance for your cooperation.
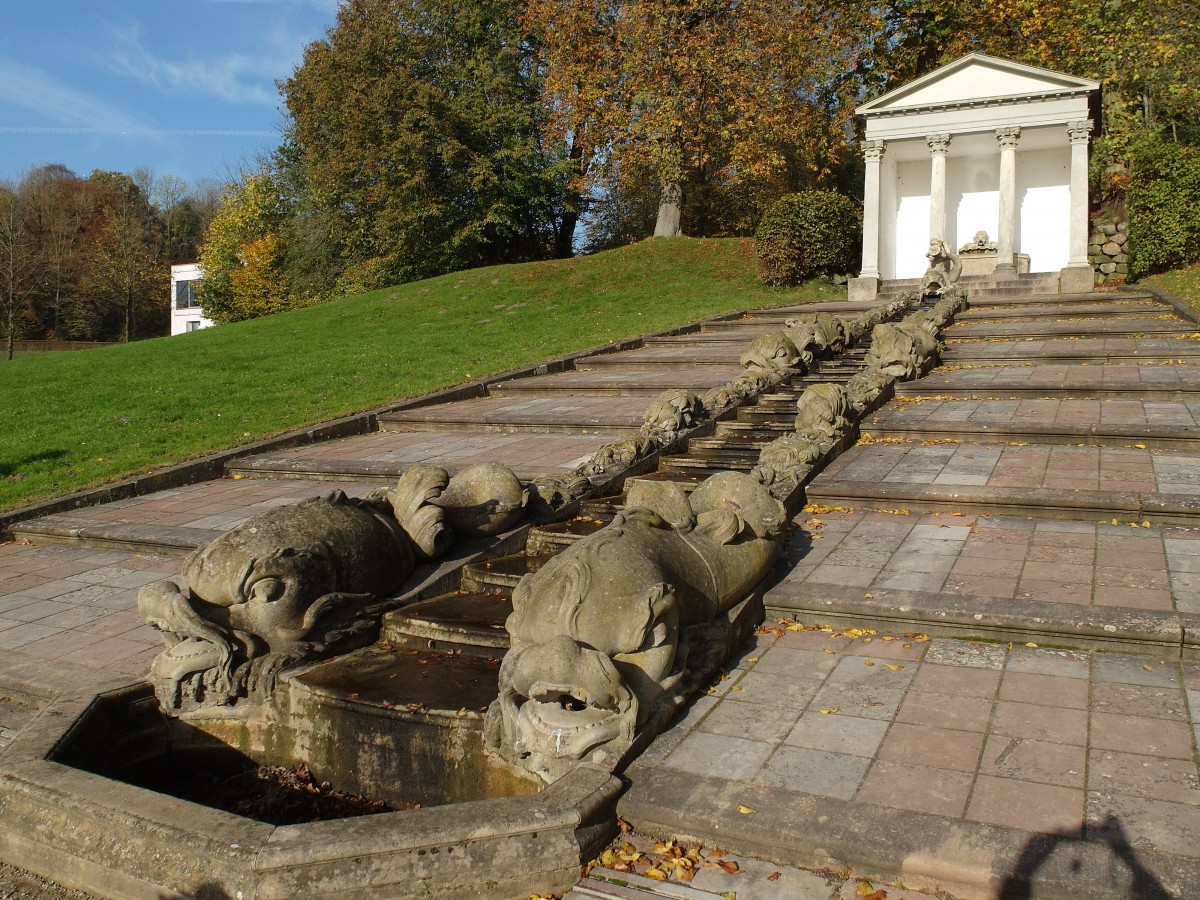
[645,867,667,881]
[822,647,835,655]
[819,707,839,714]
[1142,664,1154,671]
[1134,443,1146,449]
[737,804,756,814]
[886,664,905,671]
[1025,642,1039,648]
[857,883,876,897]
[864,593,874,599]
[864,660,876,666]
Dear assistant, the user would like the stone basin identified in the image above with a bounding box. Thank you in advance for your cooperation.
[0,675,620,899]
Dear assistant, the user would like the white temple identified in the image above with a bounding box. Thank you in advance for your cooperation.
[848,53,1100,300]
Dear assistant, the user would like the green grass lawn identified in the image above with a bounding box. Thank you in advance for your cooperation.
[1141,263,1200,316]
[0,237,840,513]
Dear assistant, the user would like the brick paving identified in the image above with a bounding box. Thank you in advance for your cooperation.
[642,630,1200,857]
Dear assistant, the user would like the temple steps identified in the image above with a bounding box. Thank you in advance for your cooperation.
[857,419,1200,450]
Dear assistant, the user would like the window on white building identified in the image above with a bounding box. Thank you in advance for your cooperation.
[186,320,202,332]
[176,280,201,309]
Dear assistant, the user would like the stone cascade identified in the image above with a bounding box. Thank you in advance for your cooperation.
[0,287,969,900]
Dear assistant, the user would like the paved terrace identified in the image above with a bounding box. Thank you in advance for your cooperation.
[3,289,1200,899]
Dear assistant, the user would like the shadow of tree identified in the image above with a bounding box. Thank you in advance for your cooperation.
[160,882,233,899]
[1001,815,1172,898]
[0,448,67,478]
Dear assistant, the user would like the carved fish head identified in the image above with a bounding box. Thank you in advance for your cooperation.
[495,543,683,781]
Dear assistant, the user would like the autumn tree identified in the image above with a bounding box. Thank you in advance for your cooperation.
[0,183,40,359]
[19,165,96,339]
[526,0,868,239]
[77,171,168,342]
[196,171,296,323]
[281,0,570,291]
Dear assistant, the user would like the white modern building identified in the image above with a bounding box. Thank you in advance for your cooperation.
[170,262,214,335]
[849,53,1100,300]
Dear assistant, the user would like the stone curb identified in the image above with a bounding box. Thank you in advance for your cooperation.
[616,766,1200,900]
[1141,285,1200,325]
[0,310,753,541]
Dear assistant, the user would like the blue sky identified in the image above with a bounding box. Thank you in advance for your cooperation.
[0,1,340,189]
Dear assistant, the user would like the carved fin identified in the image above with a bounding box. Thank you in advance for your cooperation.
[391,465,451,558]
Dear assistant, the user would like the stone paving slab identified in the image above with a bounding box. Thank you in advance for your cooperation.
[380,395,650,432]
[0,542,173,676]
[620,628,1200,898]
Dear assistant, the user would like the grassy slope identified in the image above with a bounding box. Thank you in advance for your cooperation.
[1142,264,1200,315]
[0,237,842,513]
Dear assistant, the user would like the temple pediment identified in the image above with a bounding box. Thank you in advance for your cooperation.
[857,53,1099,115]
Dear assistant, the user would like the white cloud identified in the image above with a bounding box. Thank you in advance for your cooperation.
[108,24,287,106]
[0,55,157,135]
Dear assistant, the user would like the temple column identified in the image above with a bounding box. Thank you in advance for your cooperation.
[859,140,886,280]
[1061,119,1095,293]
[994,127,1021,277]
[927,133,951,243]
[849,139,886,301]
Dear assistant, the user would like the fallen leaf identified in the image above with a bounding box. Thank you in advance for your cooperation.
[1142,664,1154,671]
[819,707,839,714]
[737,805,756,814]
[822,647,835,655]
[645,867,667,881]
[864,592,874,599]
[885,664,905,671]
[717,860,741,875]
[768,871,782,881]
[1025,642,1039,648]
[864,660,876,667]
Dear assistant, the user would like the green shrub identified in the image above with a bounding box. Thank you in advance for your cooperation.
[755,191,862,286]
[1127,137,1200,279]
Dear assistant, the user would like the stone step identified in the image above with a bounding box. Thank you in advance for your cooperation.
[459,552,556,591]
[378,396,647,435]
[577,347,750,369]
[896,380,1200,402]
[954,301,1170,322]
[858,419,1200,450]
[939,343,1200,366]
[943,319,1192,341]
[487,369,743,398]
[380,590,513,651]
[8,515,210,555]
[657,453,757,472]
[525,517,607,553]
[225,456,405,484]
[712,422,791,440]
[804,479,1200,524]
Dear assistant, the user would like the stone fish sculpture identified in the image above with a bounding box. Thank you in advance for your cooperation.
[140,463,527,710]
[486,472,785,783]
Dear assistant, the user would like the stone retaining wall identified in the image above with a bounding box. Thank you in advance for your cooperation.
[1089,216,1128,286]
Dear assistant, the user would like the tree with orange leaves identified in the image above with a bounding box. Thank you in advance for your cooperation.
[526,0,869,238]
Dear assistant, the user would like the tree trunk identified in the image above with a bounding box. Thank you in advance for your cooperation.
[654,182,683,238]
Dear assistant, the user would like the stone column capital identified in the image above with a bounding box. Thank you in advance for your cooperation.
[1067,120,1094,144]
[862,140,886,161]
[995,126,1022,150]
[926,133,952,155]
